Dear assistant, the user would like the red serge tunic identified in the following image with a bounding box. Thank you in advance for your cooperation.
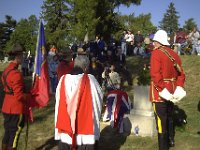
[1,62,26,114]
[150,46,185,102]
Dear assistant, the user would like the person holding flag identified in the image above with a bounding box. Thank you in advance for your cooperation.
[1,44,32,150]
[55,55,103,150]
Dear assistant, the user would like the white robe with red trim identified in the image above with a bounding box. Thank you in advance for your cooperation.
[55,73,103,145]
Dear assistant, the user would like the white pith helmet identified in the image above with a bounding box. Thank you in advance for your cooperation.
[153,29,170,45]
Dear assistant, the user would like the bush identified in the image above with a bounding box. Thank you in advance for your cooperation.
[137,64,150,86]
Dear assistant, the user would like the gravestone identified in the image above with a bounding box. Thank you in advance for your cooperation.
[124,86,157,137]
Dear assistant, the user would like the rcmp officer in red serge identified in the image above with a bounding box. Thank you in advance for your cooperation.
[1,44,31,150]
[150,30,186,150]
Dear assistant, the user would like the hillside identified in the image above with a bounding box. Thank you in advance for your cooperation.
[0,55,200,150]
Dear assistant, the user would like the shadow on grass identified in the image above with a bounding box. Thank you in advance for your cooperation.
[197,100,200,112]
[32,96,55,123]
[99,118,132,150]
[35,136,58,150]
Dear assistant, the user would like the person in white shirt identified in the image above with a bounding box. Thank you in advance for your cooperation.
[188,27,200,54]
[126,30,134,56]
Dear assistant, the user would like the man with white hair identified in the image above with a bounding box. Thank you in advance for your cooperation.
[150,30,186,150]
[55,55,103,150]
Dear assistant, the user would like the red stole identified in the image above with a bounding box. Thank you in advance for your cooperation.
[56,74,94,149]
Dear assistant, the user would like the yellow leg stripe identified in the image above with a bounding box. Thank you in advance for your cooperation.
[153,103,162,133]
[151,81,155,101]
[13,114,23,148]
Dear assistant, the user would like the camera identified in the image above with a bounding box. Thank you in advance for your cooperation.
[104,67,110,77]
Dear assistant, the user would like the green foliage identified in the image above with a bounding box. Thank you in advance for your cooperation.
[137,64,150,86]
[159,2,179,36]
[5,15,39,54]
[183,18,198,33]
[71,0,98,41]
[41,0,142,45]
[0,15,16,54]
[112,13,157,41]
[41,0,73,48]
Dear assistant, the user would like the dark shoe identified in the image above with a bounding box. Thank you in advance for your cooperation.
[197,131,200,135]
[169,138,175,147]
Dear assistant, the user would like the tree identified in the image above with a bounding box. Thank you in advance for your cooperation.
[5,15,39,54]
[0,15,16,54]
[41,0,142,45]
[115,13,156,40]
[41,0,73,49]
[159,2,179,36]
[130,13,156,35]
[70,0,99,42]
[95,0,141,41]
[183,18,197,33]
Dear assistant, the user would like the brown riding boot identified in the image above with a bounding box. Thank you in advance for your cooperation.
[7,147,16,150]
[2,144,8,150]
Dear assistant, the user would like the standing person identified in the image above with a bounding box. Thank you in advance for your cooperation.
[56,49,74,81]
[49,45,57,56]
[21,52,29,76]
[102,64,121,92]
[1,44,31,150]
[150,30,186,150]
[121,31,128,56]
[48,55,59,93]
[175,28,188,55]
[55,55,103,150]
[134,30,144,55]
[188,27,200,54]
[126,30,134,56]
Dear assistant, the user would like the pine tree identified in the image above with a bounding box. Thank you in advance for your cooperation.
[183,18,197,33]
[41,0,73,48]
[0,15,16,53]
[5,15,39,54]
[159,2,179,36]
[71,0,98,42]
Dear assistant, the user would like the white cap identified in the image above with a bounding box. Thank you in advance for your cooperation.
[153,30,170,46]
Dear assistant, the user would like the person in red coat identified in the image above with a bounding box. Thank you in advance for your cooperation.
[56,49,74,81]
[150,30,186,150]
[1,44,31,150]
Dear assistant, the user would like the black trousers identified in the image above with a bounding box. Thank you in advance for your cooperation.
[153,101,174,150]
[58,141,99,150]
[2,113,25,148]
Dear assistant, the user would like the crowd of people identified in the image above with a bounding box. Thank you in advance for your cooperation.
[2,27,199,150]
[172,27,200,55]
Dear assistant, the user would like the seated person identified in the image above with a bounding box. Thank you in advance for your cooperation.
[102,64,121,92]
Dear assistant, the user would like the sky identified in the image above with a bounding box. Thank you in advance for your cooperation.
[0,0,199,28]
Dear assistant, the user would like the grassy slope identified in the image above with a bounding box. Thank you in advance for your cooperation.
[0,56,200,150]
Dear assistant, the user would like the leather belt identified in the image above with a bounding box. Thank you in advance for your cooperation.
[163,78,176,82]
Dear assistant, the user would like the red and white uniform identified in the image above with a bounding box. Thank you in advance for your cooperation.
[55,73,103,146]
[150,46,185,102]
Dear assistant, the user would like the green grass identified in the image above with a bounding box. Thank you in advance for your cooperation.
[0,55,200,150]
